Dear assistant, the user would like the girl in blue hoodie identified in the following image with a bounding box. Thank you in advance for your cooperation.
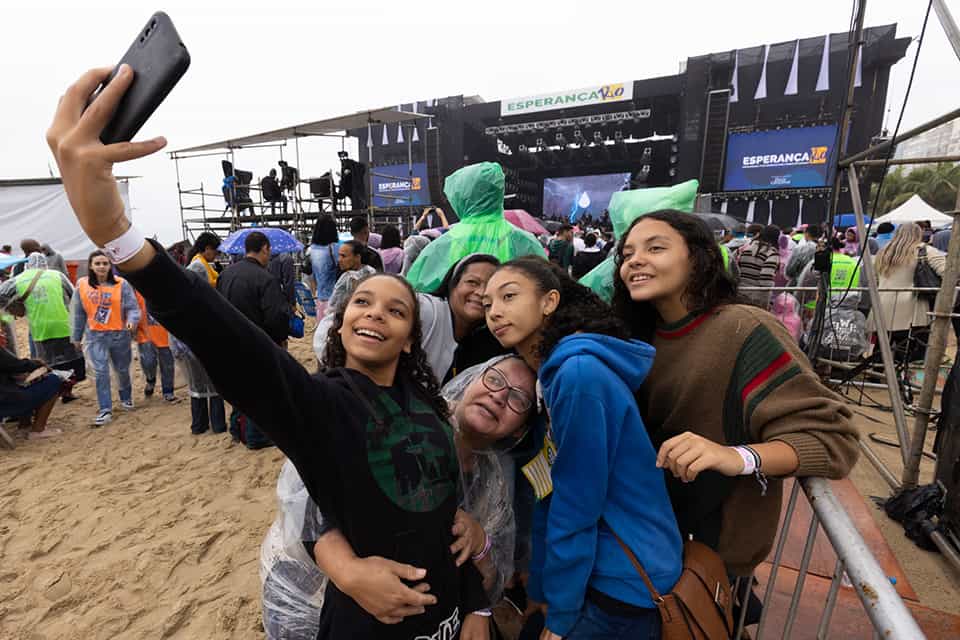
[481,256,682,640]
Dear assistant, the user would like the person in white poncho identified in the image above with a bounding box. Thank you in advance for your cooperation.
[259,354,536,640]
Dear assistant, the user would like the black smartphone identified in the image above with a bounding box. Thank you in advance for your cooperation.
[93,11,190,145]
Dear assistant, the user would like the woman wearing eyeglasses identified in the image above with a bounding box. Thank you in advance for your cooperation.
[482,257,682,640]
[261,355,538,640]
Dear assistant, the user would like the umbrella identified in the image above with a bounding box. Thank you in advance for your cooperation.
[0,256,27,271]
[833,213,871,228]
[695,213,746,233]
[504,209,547,236]
[220,227,303,255]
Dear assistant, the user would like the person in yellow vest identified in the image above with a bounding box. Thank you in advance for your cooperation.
[0,252,86,402]
[177,232,227,435]
[799,237,862,313]
[134,291,177,403]
[71,250,141,427]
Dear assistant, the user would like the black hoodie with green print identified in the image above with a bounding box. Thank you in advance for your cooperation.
[124,240,487,639]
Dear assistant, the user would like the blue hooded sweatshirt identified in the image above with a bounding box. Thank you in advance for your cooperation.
[531,334,682,636]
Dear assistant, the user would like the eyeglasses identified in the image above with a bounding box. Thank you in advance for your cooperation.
[481,366,534,414]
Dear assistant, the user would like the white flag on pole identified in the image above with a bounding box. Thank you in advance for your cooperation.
[755,45,770,100]
[816,34,831,92]
[730,50,740,103]
[746,200,756,223]
[382,125,390,146]
[785,40,800,95]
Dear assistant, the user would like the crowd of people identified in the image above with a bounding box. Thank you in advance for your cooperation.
[716,215,953,367]
[5,64,872,640]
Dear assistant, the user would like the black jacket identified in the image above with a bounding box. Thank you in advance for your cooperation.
[359,245,384,272]
[216,257,289,344]
[126,241,487,638]
[571,249,606,279]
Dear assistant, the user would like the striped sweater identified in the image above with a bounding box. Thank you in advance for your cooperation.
[638,304,859,576]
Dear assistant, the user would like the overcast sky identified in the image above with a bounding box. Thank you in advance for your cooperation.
[2,0,957,245]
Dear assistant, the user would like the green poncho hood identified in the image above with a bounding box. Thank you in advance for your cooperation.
[406,162,546,292]
[579,179,699,302]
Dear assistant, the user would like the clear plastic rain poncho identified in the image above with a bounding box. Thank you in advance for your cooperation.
[259,356,521,637]
[405,162,546,293]
[578,179,699,302]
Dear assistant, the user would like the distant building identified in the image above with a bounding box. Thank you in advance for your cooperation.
[894,119,960,161]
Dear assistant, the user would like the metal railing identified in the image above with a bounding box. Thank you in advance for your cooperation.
[739,478,926,639]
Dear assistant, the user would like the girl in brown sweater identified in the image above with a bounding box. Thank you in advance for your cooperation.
[610,210,859,597]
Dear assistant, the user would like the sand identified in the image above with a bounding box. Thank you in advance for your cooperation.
[2,316,959,640]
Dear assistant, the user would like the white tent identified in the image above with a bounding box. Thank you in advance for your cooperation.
[0,178,132,261]
[875,194,953,226]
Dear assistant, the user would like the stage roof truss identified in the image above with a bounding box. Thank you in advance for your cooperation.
[170,107,429,157]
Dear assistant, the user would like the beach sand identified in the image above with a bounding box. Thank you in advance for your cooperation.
[2,316,959,639]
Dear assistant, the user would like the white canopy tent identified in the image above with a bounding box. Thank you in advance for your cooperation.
[874,194,954,226]
[0,178,133,261]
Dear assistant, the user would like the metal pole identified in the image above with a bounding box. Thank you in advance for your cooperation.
[902,189,960,488]
[801,478,926,639]
[781,513,820,640]
[854,154,960,166]
[859,440,901,491]
[840,107,960,167]
[816,558,845,640]
[848,168,912,466]
[933,0,960,62]
[174,155,187,241]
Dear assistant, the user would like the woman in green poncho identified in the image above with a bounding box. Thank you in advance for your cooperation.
[405,162,546,293]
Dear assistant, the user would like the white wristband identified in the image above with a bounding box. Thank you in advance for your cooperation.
[102,225,146,264]
[733,446,757,476]
[470,609,493,617]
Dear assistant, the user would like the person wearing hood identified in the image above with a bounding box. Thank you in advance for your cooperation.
[0,252,85,401]
[875,222,896,250]
[482,256,682,640]
[405,162,545,293]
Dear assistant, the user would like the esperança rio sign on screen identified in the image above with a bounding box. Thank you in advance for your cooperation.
[723,124,838,191]
[372,163,430,207]
[500,82,634,116]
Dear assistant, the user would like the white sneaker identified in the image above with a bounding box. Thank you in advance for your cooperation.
[121,400,135,411]
[93,410,112,427]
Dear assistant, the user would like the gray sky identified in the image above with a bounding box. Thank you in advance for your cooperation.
[2,0,957,245]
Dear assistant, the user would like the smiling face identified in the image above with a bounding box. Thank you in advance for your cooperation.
[618,218,692,308]
[338,275,415,377]
[482,267,558,357]
[90,255,112,282]
[449,262,497,327]
[458,357,535,441]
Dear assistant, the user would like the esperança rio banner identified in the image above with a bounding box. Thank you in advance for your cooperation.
[371,163,430,207]
[723,124,838,191]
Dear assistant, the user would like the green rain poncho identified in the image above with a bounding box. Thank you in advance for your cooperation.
[579,179,699,302]
[405,162,546,292]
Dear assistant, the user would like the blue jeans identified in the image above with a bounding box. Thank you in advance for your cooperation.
[564,600,660,640]
[86,330,132,411]
[138,342,175,396]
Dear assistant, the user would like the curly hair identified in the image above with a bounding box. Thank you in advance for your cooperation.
[611,210,741,342]
[320,273,450,421]
[497,256,630,361]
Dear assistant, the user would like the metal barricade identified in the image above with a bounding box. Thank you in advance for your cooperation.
[739,478,926,639]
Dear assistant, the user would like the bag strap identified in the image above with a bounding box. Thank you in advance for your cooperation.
[1,269,44,313]
[608,524,665,604]
[918,244,928,260]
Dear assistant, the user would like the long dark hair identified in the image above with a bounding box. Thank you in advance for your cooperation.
[431,254,500,298]
[379,224,403,250]
[497,256,629,361]
[188,232,221,262]
[86,250,116,288]
[611,210,740,341]
[311,215,339,246]
[320,273,449,421]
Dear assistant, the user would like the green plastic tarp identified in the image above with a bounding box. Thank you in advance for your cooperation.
[578,179,699,302]
[405,162,546,292]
